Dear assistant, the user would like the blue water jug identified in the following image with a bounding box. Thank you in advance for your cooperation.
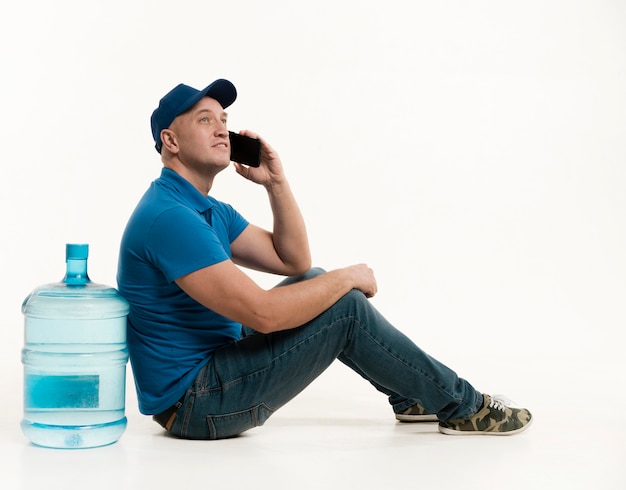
[21,244,129,449]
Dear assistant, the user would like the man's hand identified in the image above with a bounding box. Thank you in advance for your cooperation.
[342,264,378,298]
[233,130,285,188]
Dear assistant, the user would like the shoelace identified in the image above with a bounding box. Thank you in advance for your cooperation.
[489,395,514,411]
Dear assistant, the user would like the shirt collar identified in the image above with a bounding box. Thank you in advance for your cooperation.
[158,168,216,214]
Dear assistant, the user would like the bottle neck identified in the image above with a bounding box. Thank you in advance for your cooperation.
[63,258,91,285]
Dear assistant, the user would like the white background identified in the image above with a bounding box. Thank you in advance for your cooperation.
[1,1,625,488]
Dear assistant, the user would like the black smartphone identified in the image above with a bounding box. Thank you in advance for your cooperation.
[229,131,261,167]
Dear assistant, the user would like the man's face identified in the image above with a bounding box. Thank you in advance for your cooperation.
[167,96,230,170]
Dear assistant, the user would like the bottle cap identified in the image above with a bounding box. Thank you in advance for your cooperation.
[66,243,89,260]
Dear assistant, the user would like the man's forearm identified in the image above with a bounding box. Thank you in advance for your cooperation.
[266,180,311,273]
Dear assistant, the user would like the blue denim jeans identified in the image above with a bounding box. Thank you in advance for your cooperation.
[168,268,482,439]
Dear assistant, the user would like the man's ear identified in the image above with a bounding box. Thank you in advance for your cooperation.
[160,129,179,154]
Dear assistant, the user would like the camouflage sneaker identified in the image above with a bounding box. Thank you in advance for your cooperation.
[395,402,438,422]
[438,394,532,436]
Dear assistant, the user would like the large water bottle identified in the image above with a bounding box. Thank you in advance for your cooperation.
[21,244,129,449]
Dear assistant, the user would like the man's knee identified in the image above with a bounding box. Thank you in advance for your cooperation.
[303,267,326,279]
[275,267,326,287]
[334,288,371,315]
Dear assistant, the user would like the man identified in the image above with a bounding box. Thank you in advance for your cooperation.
[117,79,532,440]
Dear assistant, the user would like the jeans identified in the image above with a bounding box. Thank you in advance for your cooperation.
[168,268,482,439]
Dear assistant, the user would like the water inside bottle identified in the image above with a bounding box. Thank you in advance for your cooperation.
[21,244,130,448]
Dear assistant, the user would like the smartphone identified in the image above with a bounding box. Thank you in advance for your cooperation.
[229,131,261,167]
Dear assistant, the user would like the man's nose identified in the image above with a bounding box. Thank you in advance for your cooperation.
[215,120,228,135]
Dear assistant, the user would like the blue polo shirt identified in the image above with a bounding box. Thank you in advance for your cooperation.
[117,168,249,414]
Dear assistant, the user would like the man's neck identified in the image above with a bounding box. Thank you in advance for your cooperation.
[163,163,216,196]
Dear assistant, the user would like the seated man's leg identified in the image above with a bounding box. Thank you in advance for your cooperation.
[168,269,482,439]
[275,268,441,421]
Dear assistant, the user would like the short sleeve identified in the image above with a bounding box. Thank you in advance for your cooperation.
[145,206,231,283]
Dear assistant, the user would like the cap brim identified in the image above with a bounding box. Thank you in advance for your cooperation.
[198,79,237,110]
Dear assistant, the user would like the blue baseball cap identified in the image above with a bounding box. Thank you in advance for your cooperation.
[150,79,237,153]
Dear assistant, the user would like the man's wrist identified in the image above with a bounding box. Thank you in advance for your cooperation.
[264,177,289,194]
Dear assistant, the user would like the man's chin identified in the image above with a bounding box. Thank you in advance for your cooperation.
[214,159,232,173]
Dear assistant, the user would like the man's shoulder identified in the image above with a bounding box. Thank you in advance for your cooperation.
[124,184,199,240]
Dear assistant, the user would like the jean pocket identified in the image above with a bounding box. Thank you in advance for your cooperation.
[206,403,275,440]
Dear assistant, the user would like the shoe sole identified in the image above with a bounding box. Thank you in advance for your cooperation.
[438,417,533,436]
[395,414,439,423]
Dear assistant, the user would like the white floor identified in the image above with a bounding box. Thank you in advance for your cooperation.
[2,352,624,490]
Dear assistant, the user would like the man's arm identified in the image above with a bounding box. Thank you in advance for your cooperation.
[176,131,376,333]
[230,131,311,276]
[175,259,376,333]
[230,179,310,276]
